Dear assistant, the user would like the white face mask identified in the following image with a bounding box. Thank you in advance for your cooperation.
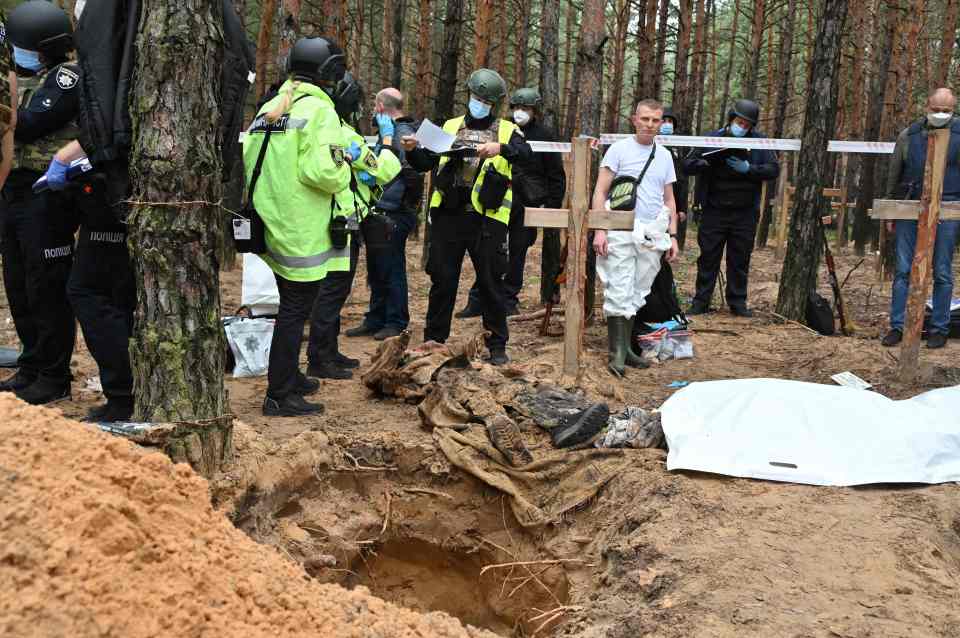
[513,109,531,126]
[75,0,86,19]
[927,112,953,128]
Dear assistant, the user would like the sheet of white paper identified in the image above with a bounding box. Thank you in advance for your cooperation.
[415,119,456,153]
[660,378,960,486]
[830,371,872,390]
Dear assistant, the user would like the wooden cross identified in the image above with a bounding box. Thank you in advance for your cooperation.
[869,128,958,381]
[523,137,634,382]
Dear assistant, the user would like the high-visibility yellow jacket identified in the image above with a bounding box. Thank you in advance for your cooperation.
[428,116,518,225]
[242,80,352,282]
[334,124,402,224]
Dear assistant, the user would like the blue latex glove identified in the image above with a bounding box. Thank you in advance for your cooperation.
[375,113,395,138]
[726,157,750,174]
[357,170,376,186]
[347,141,363,162]
[45,158,69,191]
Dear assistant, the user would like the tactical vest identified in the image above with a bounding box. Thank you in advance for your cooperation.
[14,66,82,173]
[429,116,518,225]
[902,118,960,202]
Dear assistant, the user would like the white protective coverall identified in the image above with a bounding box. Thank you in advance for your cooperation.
[597,206,673,319]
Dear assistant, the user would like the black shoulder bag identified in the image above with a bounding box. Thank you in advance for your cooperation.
[608,144,657,211]
[233,126,273,254]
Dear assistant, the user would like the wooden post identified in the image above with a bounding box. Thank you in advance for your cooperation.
[899,127,950,381]
[835,154,849,248]
[563,138,591,382]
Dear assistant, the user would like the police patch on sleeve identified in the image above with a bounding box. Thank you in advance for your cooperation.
[56,66,79,90]
[363,152,378,170]
[330,146,345,167]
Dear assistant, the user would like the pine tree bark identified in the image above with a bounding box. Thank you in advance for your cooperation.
[391,0,406,87]
[474,0,495,68]
[277,0,302,69]
[685,0,707,129]
[434,0,464,121]
[560,1,578,128]
[632,0,651,111]
[743,0,765,99]
[254,0,278,100]
[775,0,849,320]
[936,0,959,87]
[513,0,531,88]
[654,0,668,100]
[129,0,227,422]
[381,0,395,89]
[852,0,900,255]
[413,0,433,115]
[673,0,693,132]
[719,0,741,125]
[605,0,631,132]
[539,0,561,132]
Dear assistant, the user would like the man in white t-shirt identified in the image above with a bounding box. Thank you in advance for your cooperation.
[592,99,679,377]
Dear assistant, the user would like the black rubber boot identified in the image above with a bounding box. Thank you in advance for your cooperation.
[625,318,650,369]
[607,317,627,377]
[552,403,610,448]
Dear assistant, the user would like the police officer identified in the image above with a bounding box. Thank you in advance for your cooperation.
[682,99,779,317]
[457,87,565,318]
[306,73,401,379]
[0,9,16,190]
[243,37,354,417]
[0,1,79,404]
[660,105,689,251]
[402,69,532,365]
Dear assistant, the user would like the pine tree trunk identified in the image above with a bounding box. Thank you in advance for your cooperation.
[743,0,765,99]
[936,0,959,87]
[381,0,395,88]
[277,0,301,68]
[654,0,668,100]
[756,0,795,247]
[641,0,659,100]
[474,0,495,68]
[673,0,693,132]
[129,0,227,422]
[632,0,650,111]
[391,0,406,87]
[539,0,561,132]
[513,0,531,88]
[434,0,464,121]
[686,0,706,129]
[605,0,631,132]
[414,0,433,115]
[775,0,849,320]
[254,0,278,100]
[852,0,899,255]
[560,1,578,127]
[719,0,741,127]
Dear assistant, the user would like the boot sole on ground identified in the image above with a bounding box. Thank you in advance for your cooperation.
[552,403,611,449]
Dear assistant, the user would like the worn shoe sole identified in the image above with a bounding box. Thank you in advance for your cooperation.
[552,403,610,449]
[487,415,534,467]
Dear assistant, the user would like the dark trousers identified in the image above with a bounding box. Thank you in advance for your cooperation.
[0,183,77,384]
[363,211,415,331]
[67,227,136,400]
[268,274,321,399]
[425,214,509,351]
[693,206,759,309]
[307,238,359,364]
[467,206,535,310]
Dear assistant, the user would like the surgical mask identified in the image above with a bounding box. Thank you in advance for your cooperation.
[13,47,43,73]
[513,109,531,126]
[75,0,86,19]
[469,97,492,120]
[659,122,674,135]
[927,112,953,128]
[730,123,749,138]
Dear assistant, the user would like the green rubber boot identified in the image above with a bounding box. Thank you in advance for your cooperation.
[607,316,627,377]
[625,317,650,369]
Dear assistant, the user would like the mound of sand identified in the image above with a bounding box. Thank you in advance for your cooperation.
[0,395,492,638]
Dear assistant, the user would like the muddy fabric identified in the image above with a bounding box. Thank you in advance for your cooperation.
[434,428,630,527]
[362,332,486,402]
[512,385,594,430]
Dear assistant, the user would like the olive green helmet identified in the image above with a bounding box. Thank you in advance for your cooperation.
[466,68,507,104]
[509,88,542,108]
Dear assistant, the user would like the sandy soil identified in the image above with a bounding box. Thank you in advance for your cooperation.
[2,226,959,637]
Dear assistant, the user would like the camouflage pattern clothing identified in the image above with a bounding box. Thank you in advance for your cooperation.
[0,12,14,136]
[13,63,81,173]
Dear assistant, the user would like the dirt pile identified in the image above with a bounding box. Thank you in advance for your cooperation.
[0,394,494,638]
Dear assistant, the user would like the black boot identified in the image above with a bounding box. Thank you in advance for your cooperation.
[263,394,325,417]
[15,379,71,406]
[607,317,627,377]
[552,403,610,448]
[306,361,353,380]
[0,370,36,393]
[454,300,482,319]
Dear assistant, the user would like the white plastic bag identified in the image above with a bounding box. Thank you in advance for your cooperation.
[241,254,279,316]
[224,317,275,378]
[637,328,694,361]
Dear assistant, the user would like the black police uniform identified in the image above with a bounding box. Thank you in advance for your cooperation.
[408,114,532,355]
[464,117,566,313]
[0,62,81,400]
[682,127,779,311]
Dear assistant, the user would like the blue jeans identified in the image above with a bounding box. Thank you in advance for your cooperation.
[363,211,415,330]
[890,219,960,334]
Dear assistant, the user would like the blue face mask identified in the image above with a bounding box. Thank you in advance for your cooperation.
[468,97,492,120]
[13,47,44,73]
[659,122,674,135]
[730,123,749,138]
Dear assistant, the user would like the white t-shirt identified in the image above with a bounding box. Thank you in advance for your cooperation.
[600,138,676,223]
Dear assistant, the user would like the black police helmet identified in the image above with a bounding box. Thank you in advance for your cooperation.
[662,104,677,125]
[288,37,346,87]
[7,0,74,61]
[728,99,760,126]
[333,72,364,122]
